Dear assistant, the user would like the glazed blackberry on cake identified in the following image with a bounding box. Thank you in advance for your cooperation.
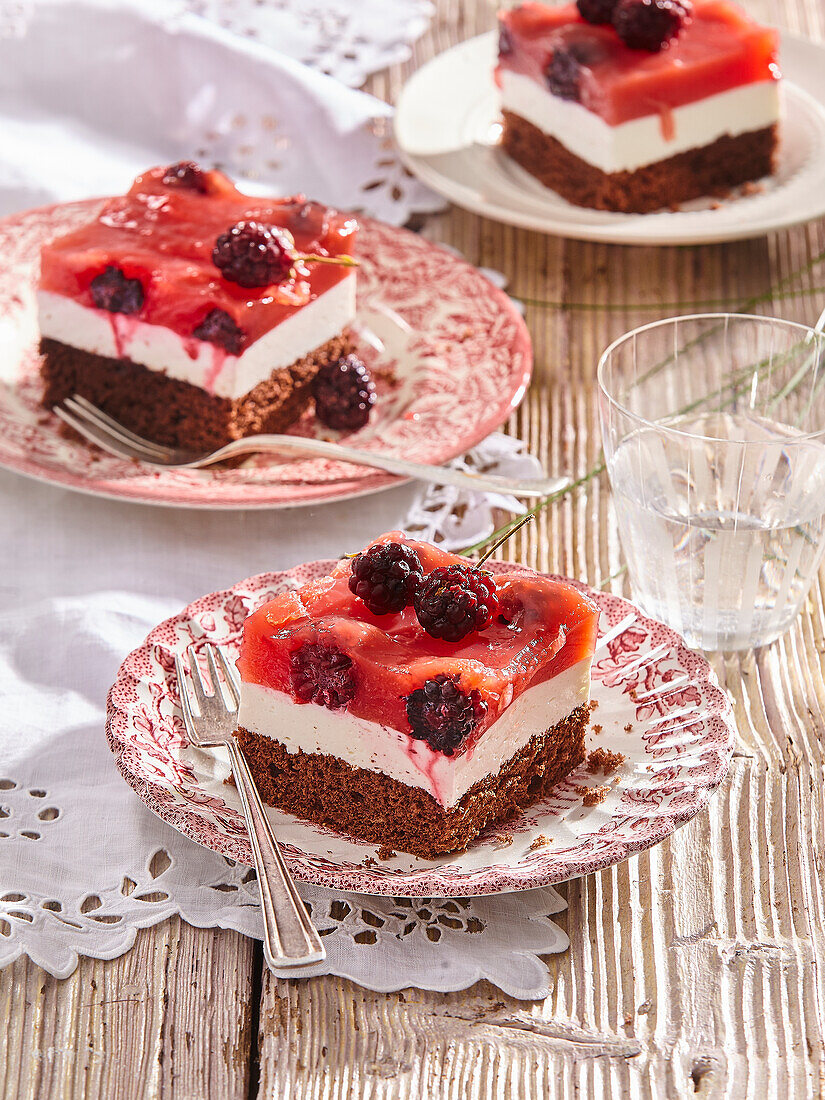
[234,534,599,858]
[497,0,781,213]
[38,164,367,450]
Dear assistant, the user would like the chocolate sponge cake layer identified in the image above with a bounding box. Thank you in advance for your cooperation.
[41,332,352,453]
[235,704,589,859]
[501,111,777,214]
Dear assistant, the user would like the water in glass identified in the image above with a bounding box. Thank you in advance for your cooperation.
[608,411,825,650]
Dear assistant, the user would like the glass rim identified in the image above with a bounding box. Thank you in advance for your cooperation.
[597,312,825,446]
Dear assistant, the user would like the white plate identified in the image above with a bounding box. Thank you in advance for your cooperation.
[394,31,825,245]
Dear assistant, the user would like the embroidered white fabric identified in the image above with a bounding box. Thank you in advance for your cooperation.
[180,0,435,89]
[0,0,442,223]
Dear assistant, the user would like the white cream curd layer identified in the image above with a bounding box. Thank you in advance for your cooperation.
[37,272,356,401]
[500,70,781,174]
[237,658,592,809]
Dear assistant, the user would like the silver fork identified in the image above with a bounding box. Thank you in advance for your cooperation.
[54,394,569,499]
[174,645,325,969]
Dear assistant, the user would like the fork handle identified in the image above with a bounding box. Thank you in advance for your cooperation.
[227,740,326,969]
[197,436,569,500]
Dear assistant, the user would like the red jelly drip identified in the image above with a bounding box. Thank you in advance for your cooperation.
[181,336,201,361]
[237,534,599,741]
[202,345,228,395]
[497,0,780,127]
[108,312,140,360]
[39,166,358,346]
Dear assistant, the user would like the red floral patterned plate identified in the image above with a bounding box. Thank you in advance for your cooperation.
[0,202,531,508]
[106,561,736,897]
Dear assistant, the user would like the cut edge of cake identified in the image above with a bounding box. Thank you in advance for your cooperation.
[235,704,589,860]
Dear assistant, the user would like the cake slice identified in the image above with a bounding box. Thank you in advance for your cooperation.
[497,0,780,213]
[38,163,360,450]
[235,534,599,858]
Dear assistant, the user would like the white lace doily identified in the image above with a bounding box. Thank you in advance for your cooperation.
[182,0,434,88]
[405,434,540,550]
[0,0,441,224]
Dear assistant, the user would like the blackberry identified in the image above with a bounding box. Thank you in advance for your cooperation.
[576,0,618,21]
[90,266,144,314]
[413,564,499,643]
[496,592,524,627]
[212,221,296,288]
[289,642,356,710]
[193,308,244,354]
[544,40,604,101]
[545,48,584,101]
[405,675,487,756]
[312,354,375,432]
[348,542,424,616]
[162,161,208,192]
[613,0,691,51]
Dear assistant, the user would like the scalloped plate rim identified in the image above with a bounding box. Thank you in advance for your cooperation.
[105,560,737,897]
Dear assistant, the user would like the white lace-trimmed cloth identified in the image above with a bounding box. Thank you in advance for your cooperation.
[0,434,568,995]
[0,0,570,995]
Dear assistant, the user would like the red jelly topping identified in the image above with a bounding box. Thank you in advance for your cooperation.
[237,534,599,743]
[39,166,358,347]
[497,0,780,126]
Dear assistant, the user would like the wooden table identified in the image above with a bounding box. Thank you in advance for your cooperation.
[4,0,825,1095]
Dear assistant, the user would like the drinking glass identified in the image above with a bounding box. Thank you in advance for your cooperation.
[598,314,825,650]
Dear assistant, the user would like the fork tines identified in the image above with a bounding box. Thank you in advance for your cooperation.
[54,394,174,462]
[174,645,241,747]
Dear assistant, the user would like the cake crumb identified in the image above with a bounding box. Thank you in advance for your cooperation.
[624,722,633,733]
[582,785,610,807]
[377,845,396,861]
[587,748,626,774]
[371,365,399,388]
[575,783,610,807]
[710,201,723,210]
[363,857,377,868]
[628,689,638,700]
[492,833,513,849]
[529,835,550,851]
[592,724,603,735]
[742,180,763,196]
[589,699,600,711]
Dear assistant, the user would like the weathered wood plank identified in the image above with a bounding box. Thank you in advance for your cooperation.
[0,921,254,1100]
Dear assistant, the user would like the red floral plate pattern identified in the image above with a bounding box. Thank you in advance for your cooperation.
[106,561,736,897]
[0,202,531,508]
